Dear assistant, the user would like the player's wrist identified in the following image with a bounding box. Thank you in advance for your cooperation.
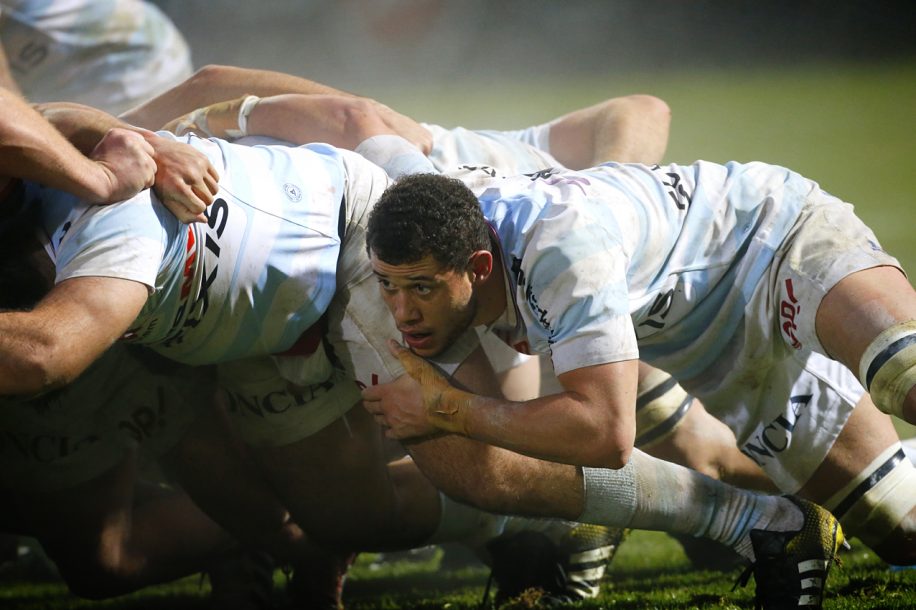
[425,386,473,435]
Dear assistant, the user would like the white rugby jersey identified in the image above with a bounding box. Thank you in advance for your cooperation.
[358,137,817,380]
[0,0,191,114]
[451,161,814,378]
[30,133,387,365]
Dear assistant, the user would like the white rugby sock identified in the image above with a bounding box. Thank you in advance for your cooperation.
[579,449,802,560]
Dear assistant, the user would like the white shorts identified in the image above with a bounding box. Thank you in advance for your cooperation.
[672,196,901,492]
[0,345,205,493]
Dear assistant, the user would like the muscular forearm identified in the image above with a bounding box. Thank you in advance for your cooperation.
[0,313,66,395]
[121,64,357,130]
[435,388,633,468]
[0,277,147,396]
[0,91,126,201]
[35,101,139,153]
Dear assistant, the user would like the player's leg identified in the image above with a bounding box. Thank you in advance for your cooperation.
[771,197,916,425]
[159,395,310,562]
[796,393,915,565]
[815,266,916,424]
[12,449,232,599]
[249,399,442,551]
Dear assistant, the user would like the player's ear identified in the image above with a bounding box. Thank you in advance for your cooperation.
[468,250,494,283]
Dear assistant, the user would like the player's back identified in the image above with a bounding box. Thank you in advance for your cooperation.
[455,161,815,369]
[37,135,357,366]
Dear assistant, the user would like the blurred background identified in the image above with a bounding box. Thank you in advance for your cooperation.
[152,0,915,434]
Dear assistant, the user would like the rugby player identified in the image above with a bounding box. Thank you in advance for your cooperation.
[352,133,913,606]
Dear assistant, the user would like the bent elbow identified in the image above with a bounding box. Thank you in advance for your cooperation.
[9,346,73,396]
[188,64,234,87]
[636,94,671,123]
[602,443,633,470]
[580,427,634,470]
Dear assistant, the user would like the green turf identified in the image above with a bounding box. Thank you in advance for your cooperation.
[2,531,914,608]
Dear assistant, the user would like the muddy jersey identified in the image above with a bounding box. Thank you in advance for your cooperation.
[444,162,815,378]
[31,133,389,365]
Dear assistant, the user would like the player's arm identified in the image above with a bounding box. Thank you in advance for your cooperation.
[37,101,219,222]
[120,64,351,129]
[123,64,431,154]
[160,92,436,178]
[0,276,148,396]
[363,341,638,468]
[0,88,155,205]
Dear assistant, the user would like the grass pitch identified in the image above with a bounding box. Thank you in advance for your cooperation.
[2,532,914,609]
[1,60,913,608]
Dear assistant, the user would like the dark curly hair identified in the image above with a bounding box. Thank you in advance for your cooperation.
[366,173,490,270]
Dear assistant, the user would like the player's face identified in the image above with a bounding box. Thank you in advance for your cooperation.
[370,252,478,358]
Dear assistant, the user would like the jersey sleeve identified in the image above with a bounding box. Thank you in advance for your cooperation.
[520,203,639,375]
[53,191,173,291]
[354,135,436,178]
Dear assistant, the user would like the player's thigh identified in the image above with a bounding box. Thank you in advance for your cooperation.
[161,398,307,559]
[13,451,137,574]
[251,402,424,548]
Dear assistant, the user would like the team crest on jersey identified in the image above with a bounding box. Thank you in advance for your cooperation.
[283,183,302,202]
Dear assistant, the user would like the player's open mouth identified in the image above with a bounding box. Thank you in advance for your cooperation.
[401,330,433,350]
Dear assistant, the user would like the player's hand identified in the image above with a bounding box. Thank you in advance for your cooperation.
[88,127,156,203]
[362,340,471,439]
[162,95,256,140]
[146,134,220,223]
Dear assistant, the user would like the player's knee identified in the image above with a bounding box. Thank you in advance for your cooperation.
[824,443,916,564]
[857,321,916,423]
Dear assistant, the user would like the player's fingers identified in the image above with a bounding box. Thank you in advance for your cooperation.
[190,183,214,207]
[361,389,381,406]
[204,167,220,195]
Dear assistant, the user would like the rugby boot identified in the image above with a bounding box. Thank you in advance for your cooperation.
[485,523,627,608]
[738,496,844,610]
